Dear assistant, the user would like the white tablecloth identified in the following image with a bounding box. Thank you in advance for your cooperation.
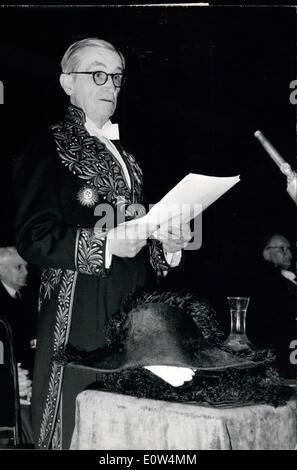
[70,390,296,450]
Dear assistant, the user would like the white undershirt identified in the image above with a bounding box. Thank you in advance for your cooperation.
[281,269,297,285]
[1,280,18,298]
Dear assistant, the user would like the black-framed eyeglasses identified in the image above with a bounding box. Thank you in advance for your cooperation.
[69,70,125,88]
[266,246,292,255]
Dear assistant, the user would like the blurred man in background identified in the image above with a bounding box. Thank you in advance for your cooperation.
[0,246,37,444]
[247,233,296,378]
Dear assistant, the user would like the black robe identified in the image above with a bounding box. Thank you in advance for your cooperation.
[14,105,171,449]
[246,262,296,378]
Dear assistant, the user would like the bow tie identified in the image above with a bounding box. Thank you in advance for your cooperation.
[85,119,120,141]
[96,124,119,141]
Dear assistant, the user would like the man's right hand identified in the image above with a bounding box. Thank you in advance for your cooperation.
[17,364,32,403]
[106,223,153,258]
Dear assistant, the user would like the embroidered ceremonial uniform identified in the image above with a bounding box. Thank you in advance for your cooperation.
[14,105,171,449]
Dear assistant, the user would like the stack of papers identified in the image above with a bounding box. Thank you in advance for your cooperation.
[127,173,240,231]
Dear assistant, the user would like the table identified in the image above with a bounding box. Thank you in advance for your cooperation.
[70,390,296,450]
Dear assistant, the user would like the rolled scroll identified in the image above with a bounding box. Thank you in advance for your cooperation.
[254,130,297,204]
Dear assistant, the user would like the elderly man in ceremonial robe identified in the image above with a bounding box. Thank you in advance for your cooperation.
[14,38,192,449]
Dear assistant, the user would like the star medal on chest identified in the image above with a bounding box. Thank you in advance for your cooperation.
[77,184,99,207]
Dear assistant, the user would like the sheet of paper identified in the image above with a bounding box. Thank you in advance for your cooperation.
[127,173,240,230]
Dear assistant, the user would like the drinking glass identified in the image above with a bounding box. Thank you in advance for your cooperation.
[223,297,254,351]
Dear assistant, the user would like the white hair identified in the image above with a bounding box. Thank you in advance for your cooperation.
[0,246,18,264]
[60,37,125,73]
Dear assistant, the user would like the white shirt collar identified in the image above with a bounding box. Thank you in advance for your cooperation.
[281,270,297,284]
[85,117,120,140]
[1,281,18,298]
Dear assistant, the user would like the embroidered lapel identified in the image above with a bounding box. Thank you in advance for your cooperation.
[50,105,142,205]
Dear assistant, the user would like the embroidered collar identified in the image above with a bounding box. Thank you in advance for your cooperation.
[65,105,119,140]
[52,103,143,204]
[65,104,87,127]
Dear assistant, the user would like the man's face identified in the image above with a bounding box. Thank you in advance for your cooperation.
[68,46,123,127]
[264,235,293,270]
[0,253,28,291]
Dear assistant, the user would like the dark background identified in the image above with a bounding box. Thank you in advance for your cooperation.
[0,5,296,323]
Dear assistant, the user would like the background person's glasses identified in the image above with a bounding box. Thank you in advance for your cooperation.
[69,71,125,87]
[266,246,292,255]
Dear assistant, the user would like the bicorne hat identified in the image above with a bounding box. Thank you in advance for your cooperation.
[56,291,255,372]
